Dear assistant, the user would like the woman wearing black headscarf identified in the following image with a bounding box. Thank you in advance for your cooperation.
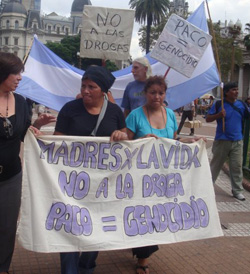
[53,66,128,274]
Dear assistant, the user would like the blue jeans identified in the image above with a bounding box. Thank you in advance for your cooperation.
[60,251,99,274]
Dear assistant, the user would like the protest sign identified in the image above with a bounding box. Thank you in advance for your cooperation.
[18,131,223,252]
[80,6,135,60]
[150,14,212,78]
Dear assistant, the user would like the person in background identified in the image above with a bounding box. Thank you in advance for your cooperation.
[194,98,199,117]
[0,52,56,274]
[203,95,214,118]
[245,96,250,111]
[176,106,183,116]
[121,57,152,117]
[177,101,195,136]
[206,82,249,201]
[200,98,208,116]
[53,66,128,274]
[208,95,214,109]
[126,76,205,274]
[34,103,46,116]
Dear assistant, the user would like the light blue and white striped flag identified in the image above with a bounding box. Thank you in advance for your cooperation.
[17,1,219,111]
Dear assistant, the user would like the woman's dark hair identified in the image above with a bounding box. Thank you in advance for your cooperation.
[0,52,24,84]
[144,75,167,93]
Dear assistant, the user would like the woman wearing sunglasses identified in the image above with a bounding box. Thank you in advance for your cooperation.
[0,52,56,274]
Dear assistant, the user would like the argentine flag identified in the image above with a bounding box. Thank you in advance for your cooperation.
[17,2,220,111]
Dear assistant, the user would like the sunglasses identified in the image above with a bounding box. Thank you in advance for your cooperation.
[2,117,13,138]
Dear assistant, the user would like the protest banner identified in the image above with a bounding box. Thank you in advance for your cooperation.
[80,6,135,60]
[18,131,223,252]
[150,14,212,78]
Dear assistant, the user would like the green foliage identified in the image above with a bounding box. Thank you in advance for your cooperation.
[138,19,167,52]
[208,22,243,82]
[129,0,170,25]
[243,23,250,51]
[105,60,119,72]
[46,35,119,71]
[244,35,250,51]
[46,35,80,66]
[137,10,189,52]
[46,42,73,64]
[245,23,250,33]
[129,0,170,53]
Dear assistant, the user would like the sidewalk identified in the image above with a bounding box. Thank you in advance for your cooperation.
[10,150,250,274]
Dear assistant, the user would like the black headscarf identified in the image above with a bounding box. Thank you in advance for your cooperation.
[82,66,116,93]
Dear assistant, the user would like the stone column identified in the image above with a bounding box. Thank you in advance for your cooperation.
[238,66,244,99]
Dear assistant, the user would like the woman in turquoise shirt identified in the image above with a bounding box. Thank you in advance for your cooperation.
[126,75,203,274]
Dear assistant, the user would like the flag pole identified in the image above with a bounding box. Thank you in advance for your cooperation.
[164,67,171,79]
[23,36,35,64]
[205,0,225,131]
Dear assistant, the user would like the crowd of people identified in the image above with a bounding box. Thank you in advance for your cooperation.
[0,52,249,274]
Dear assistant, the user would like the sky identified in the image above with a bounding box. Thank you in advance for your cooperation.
[41,0,250,59]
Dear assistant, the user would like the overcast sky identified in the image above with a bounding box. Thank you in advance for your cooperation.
[41,0,250,59]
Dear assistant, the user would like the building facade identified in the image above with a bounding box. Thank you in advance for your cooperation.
[169,0,189,18]
[0,0,91,59]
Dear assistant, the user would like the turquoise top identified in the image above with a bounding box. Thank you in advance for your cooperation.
[126,106,178,139]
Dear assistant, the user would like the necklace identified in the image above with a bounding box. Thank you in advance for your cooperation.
[146,105,167,135]
[0,93,9,118]
[0,93,13,138]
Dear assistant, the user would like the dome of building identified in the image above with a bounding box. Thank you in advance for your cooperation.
[71,0,92,13]
[2,0,27,15]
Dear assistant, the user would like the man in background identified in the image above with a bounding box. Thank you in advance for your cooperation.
[177,101,195,136]
[206,82,249,201]
[121,57,152,117]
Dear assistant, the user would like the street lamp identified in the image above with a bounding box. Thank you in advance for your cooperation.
[227,19,242,81]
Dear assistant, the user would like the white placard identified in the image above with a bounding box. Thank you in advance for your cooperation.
[80,6,135,60]
[18,131,223,252]
[151,14,212,78]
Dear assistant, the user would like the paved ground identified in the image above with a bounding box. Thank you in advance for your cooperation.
[9,114,250,274]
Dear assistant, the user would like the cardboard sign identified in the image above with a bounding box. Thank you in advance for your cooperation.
[151,14,212,78]
[80,6,135,60]
[18,131,223,252]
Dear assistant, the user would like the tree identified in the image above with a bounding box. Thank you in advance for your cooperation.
[46,42,73,64]
[244,35,250,51]
[46,35,119,71]
[129,0,170,53]
[245,23,250,33]
[137,8,190,52]
[46,35,80,66]
[138,18,167,52]
[105,60,119,72]
[208,22,242,82]
[244,23,250,51]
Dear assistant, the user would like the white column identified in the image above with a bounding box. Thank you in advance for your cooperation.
[238,66,244,99]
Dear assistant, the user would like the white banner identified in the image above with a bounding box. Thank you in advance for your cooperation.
[18,131,223,252]
[151,14,212,78]
[80,6,135,60]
